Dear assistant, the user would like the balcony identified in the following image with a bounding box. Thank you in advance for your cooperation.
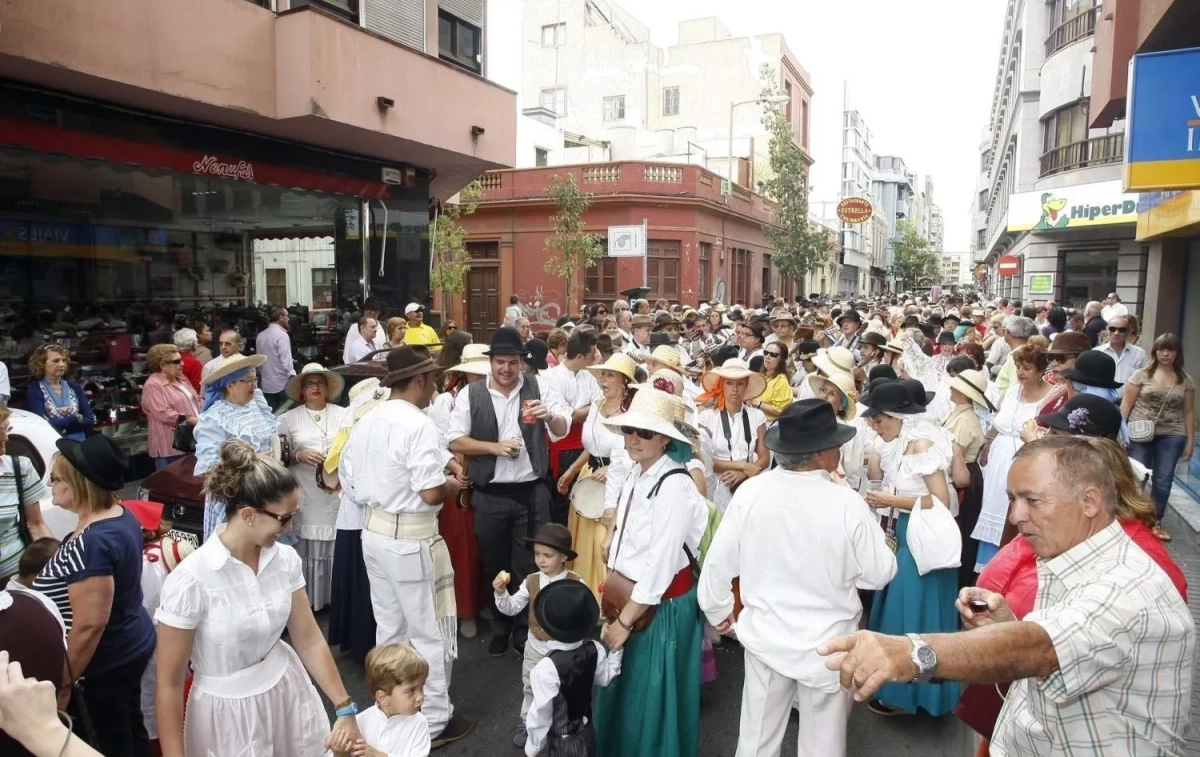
[1046,5,1099,56]
[1040,133,1125,178]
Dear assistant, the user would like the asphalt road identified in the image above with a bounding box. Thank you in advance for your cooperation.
[323,616,979,757]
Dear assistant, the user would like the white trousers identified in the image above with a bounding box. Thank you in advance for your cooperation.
[362,530,454,736]
[736,650,852,757]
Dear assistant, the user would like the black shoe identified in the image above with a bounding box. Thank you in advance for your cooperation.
[512,723,528,748]
[431,714,476,749]
[488,635,510,657]
[867,699,906,716]
[512,637,526,657]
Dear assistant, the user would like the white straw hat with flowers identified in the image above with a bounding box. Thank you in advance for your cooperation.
[585,352,638,382]
[447,343,491,376]
[807,371,859,420]
[633,368,700,442]
[285,363,346,405]
[700,358,766,400]
[812,346,856,378]
[602,383,694,444]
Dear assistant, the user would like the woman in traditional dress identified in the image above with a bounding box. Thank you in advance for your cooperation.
[861,381,962,717]
[155,440,362,757]
[279,364,348,611]
[594,389,707,757]
[808,371,865,492]
[942,369,991,588]
[695,359,769,512]
[556,353,637,600]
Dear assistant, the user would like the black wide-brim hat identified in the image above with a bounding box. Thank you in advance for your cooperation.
[1037,392,1124,438]
[900,378,936,407]
[56,434,129,492]
[523,339,549,371]
[524,523,577,561]
[534,578,599,645]
[836,310,862,326]
[765,398,856,455]
[486,325,525,356]
[1059,350,1121,390]
[860,381,925,417]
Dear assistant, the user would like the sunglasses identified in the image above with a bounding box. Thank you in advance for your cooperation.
[243,506,296,527]
[164,359,183,365]
[764,351,784,359]
[1108,326,1129,333]
[620,426,657,440]
[1048,354,1073,363]
[445,326,458,332]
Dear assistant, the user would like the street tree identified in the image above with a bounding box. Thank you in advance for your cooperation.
[891,220,940,289]
[544,173,604,313]
[758,66,832,293]
[429,179,484,296]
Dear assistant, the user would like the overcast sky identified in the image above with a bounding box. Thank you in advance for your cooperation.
[486,0,1007,251]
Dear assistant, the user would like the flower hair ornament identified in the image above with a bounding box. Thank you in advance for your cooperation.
[1067,407,1090,433]
[653,376,675,393]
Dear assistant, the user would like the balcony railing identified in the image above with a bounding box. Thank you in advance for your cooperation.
[1040,133,1125,178]
[1046,5,1098,56]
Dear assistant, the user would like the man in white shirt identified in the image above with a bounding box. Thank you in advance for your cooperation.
[343,316,381,364]
[342,297,387,364]
[341,346,474,747]
[1101,292,1128,323]
[201,329,244,381]
[615,308,634,347]
[539,331,601,522]
[622,314,652,357]
[1095,314,1147,385]
[820,435,1195,757]
[448,327,570,658]
[700,399,897,757]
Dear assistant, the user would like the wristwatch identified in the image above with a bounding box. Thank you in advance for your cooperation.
[906,633,937,683]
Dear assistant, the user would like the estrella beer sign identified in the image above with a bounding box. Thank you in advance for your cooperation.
[1126,47,1200,191]
[836,197,874,224]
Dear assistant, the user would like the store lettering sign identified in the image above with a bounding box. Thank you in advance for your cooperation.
[1126,47,1200,191]
[193,155,256,182]
[1007,180,1139,232]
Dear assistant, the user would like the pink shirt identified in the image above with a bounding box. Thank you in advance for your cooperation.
[140,372,201,458]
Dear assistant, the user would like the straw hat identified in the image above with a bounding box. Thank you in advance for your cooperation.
[882,338,906,355]
[285,363,346,405]
[807,372,859,420]
[634,368,684,397]
[159,533,197,573]
[585,352,637,382]
[812,346,855,378]
[348,377,382,402]
[949,369,995,412]
[645,345,683,370]
[448,343,491,376]
[201,353,265,387]
[602,384,694,444]
[700,358,766,400]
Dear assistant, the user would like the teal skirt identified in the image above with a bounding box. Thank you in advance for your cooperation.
[595,586,703,757]
[867,511,962,716]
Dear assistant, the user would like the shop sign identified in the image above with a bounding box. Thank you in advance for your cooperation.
[1125,47,1200,192]
[193,155,256,182]
[997,254,1021,277]
[1136,190,1200,240]
[1007,181,1138,232]
[1028,273,1054,296]
[836,197,874,224]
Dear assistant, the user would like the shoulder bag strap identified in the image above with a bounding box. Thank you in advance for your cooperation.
[610,481,638,568]
[1153,382,1177,423]
[721,410,753,462]
[11,455,31,546]
[648,468,703,575]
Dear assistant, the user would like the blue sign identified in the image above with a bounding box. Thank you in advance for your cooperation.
[1126,47,1200,191]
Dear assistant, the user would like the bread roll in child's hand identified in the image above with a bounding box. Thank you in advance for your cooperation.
[493,571,511,593]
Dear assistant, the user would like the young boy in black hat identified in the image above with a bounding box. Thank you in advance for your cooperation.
[524,580,623,757]
[493,523,587,748]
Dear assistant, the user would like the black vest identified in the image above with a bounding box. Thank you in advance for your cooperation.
[465,373,549,488]
[549,641,599,726]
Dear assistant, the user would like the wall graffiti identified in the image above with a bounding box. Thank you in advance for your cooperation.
[515,285,562,329]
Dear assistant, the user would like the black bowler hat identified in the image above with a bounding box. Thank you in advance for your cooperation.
[903,314,920,328]
[648,331,674,348]
[523,339,549,371]
[486,326,525,356]
[794,339,821,360]
[1037,393,1123,438]
[524,523,577,561]
[1059,350,1121,390]
[868,364,897,383]
[860,382,924,417]
[765,399,856,455]
[900,378,935,407]
[534,578,599,645]
[56,434,129,492]
[836,309,862,326]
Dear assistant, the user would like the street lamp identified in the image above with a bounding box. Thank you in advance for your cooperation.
[727,94,790,187]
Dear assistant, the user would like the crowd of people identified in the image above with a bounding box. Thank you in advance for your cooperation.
[0,288,1195,757]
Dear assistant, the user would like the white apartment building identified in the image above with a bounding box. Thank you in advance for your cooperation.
[939,251,973,287]
[930,206,945,253]
[518,1,813,184]
[839,109,876,295]
[872,154,918,289]
[974,0,1137,309]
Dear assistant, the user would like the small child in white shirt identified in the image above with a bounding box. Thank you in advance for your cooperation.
[494,523,586,749]
[330,643,431,757]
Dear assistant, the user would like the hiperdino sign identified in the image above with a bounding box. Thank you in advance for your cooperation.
[1007,180,1139,232]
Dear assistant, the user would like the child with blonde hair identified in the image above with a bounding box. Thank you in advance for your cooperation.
[330,643,431,757]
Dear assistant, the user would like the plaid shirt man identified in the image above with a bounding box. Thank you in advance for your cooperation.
[991,520,1194,756]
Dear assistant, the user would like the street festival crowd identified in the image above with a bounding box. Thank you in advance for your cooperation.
[0,289,1195,757]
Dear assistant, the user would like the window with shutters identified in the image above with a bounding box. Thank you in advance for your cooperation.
[732,249,751,305]
[698,242,711,302]
[647,240,680,299]
[603,96,625,123]
[584,253,617,302]
[290,0,358,23]
[663,87,680,117]
[761,254,772,302]
[438,10,481,74]
[540,87,567,117]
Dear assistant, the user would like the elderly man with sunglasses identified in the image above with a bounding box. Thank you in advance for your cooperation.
[1095,315,1147,386]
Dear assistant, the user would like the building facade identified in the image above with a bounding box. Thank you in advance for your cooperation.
[975,0,1138,310]
[872,155,917,288]
[838,109,876,294]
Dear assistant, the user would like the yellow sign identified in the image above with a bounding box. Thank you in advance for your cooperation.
[1136,190,1200,240]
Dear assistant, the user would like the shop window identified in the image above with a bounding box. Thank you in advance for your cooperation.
[698,242,711,302]
[647,240,680,299]
[438,10,481,75]
[603,96,625,123]
[311,268,336,308]
[663,87,680,117]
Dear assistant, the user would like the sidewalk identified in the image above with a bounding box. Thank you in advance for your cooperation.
[1163,493,1200,757]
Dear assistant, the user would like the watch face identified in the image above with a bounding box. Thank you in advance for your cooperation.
[916,644,937,671]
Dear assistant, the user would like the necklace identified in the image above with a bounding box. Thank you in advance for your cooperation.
[305,406,330,445]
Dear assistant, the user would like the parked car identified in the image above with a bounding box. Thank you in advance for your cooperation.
[7,408,78,539]
[138,455,205,540]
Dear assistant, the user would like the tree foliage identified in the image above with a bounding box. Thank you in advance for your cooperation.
[544,173,605,313]
[429,179,484,294]
[890,220,940,289]
[758,66,832,291]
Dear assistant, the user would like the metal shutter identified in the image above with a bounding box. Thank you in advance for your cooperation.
[365,0,425,52]
[439,0,482,26]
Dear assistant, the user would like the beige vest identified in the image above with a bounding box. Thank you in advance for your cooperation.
[525,570,583,641]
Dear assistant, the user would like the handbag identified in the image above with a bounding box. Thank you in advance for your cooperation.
[173,415,196,454]
[601,469,700,633]
[954,681,1009,739]
[1129,382,1176,443]
[906,495,962,575]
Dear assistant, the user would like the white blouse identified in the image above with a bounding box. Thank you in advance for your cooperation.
[697,405,766,509]
[279,404,349,542]
[155,530,305,676]
[582,400,629,513]
[608,456,706,606]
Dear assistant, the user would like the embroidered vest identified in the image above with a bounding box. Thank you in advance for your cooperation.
[525,571,583,642]
[465,374,549,488]
[549,642,599,726]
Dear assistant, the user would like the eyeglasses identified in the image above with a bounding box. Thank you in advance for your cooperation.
[1048,354,1072,363]
[620,426,657,440]
[1108,326,1129,334]
[764,351,784,359]
[235,376,258,386]
[243,506,296,527]
[301,380,325,388]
